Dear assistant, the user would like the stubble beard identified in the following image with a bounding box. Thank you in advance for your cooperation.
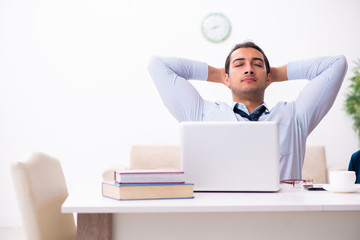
[230,84,266,102]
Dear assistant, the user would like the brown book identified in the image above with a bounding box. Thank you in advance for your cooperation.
[102,182,194,200]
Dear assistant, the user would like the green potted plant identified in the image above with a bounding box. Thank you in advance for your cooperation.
[345,59,360,140]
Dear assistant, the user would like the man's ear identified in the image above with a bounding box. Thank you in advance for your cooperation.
[224,73,231,88]
[266,73,271,88]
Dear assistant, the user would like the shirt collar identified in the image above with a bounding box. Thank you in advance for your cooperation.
[232,102,269,115]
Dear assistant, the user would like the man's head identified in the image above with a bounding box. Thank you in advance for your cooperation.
[224,41,271,103]
[225,41,270,75]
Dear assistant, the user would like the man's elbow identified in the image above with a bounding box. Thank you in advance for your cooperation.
[148,55,161,73]
[336,55,348,75]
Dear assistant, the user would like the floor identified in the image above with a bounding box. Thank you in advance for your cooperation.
[0,227,24,240]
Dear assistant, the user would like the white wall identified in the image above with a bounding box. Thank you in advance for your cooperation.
[1,0,359,226]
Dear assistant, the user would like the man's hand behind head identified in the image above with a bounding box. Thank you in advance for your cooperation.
[207,66,226,85]
[269,65,288,84]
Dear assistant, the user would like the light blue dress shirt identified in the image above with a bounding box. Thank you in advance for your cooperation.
[148,55,348,180]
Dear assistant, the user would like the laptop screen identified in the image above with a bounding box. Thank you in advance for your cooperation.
[180,121,280,192]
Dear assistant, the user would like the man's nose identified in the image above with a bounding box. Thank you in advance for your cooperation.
[244,66,254,75]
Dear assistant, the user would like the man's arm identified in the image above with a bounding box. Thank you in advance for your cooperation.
[207,66,226,84]
[148,56,208,122]
[270,65,288,83]
[289,55,348,135]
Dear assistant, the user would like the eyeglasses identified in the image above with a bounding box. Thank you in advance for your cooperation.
[280,179,313,188]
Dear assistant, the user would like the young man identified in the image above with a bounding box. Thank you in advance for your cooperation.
[148,41,348,180]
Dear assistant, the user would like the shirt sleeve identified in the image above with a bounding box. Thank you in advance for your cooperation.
[287,55,348,136]
[148,56,208,122]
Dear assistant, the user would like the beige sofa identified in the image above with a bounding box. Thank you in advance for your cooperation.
[103,145,347,184]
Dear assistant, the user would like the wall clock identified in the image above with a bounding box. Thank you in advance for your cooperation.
[201,12,231,43]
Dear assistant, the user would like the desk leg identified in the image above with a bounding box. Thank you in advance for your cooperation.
[77,213,112,240]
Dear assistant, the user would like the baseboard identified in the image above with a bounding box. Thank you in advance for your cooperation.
[0,215,22,227]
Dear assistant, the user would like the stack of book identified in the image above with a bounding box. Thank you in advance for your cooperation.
[102,169,194,200]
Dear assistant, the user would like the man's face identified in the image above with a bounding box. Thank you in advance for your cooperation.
[225,47,271,101]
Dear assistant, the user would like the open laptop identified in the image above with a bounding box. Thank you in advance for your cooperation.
[180,121,280,192]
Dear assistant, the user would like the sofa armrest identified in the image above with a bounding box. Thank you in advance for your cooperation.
[102,164,128,181]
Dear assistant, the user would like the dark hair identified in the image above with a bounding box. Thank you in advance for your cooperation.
[225,41,270,75]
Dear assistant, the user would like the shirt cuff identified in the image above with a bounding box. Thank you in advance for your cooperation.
[287,59,303,80]
[191,60,208,81]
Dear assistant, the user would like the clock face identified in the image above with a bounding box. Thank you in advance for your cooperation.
[201,13,231,43]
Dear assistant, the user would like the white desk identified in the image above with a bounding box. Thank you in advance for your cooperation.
[62,184,360,240]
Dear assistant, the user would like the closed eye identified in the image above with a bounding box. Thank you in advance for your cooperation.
[253,58,264,67]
